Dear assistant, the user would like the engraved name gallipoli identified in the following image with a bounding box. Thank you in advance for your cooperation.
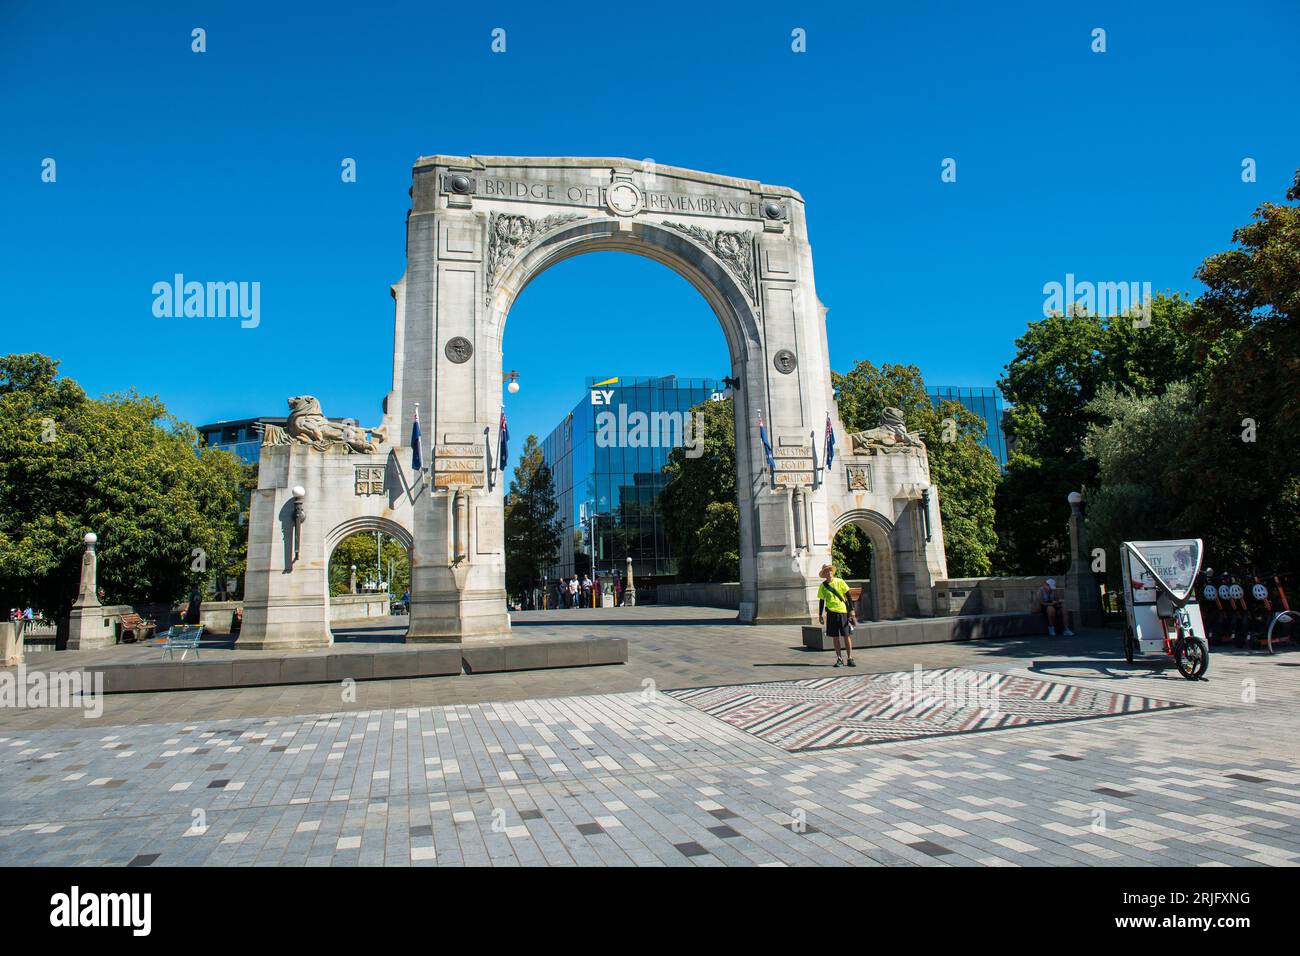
[478,177,764,219]
[774,446,814,485]
[433,445,485,488]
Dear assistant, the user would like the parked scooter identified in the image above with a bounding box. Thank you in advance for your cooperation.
[1219,571,1251,647]
[1200,568,1228,645]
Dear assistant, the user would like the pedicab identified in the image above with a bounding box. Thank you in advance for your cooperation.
[1120,538,1210,680]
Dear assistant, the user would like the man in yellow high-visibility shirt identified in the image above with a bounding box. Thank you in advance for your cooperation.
[817,563,855,668]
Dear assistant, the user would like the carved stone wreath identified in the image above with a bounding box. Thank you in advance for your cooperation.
[661,221,757,302]
[486,212,585,302]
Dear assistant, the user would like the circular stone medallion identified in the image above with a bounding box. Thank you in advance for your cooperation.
[606,181,643,217]
[445,336,474,364]
[773,349,797,374]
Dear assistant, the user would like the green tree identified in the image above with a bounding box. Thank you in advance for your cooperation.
[831,524,872,578]
[994,294,1199,573]
[1081,381,1199,586]
[0,354,244,631]
[659,397,739,582]
[833,360,1001,577]
[503,434,562,598]
[1179,168,1300,569]
[328,532,410,597]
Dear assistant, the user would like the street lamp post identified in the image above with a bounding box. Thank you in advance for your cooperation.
[1065,490,1104,628]
[291,486,306,566]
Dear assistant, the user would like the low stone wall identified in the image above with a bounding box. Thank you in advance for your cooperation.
[329,593,393,620]
[46,594,394,643]
[932,577,1052,616]
[654,582,741,610]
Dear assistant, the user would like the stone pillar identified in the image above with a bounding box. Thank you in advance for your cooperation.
[0,621,22,666]
[239,446,331,650]
[792,488,807,551]
[1065,491,1105,628]
[350,565,357,594]
[67,532,115,650]
[623,556,637,607]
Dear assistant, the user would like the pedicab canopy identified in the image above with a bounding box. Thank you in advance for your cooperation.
[1122,539,1204,604]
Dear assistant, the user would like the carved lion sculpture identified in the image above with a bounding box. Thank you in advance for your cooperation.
[849,406,925,454]
[270,395,387,454]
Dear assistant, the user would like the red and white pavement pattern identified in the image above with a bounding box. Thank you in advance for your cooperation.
[667,669,1186,752]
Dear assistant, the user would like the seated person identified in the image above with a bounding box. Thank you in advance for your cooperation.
[1038,578,1073,636]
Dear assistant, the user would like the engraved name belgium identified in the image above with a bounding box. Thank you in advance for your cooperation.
[476,177,765,220]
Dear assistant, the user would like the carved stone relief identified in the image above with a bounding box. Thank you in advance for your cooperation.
[661,221,757,302]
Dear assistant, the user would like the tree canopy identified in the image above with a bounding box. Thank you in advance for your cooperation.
[0,353,244,620]
[993,294,1198,573]
[659,396,740,582]
[1175,168,1300,569]
[503,433,562,598]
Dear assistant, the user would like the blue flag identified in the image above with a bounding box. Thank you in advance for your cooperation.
[499,410,509,471]
[758,411,775,474]
[824,414,836,469]
[410,406,422,471]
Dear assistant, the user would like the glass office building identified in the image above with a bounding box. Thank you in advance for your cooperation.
[196,418,272,464]
[540,375,726,589]
[927,385,1008,465]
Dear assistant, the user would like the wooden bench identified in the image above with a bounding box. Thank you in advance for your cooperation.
[156,624,204,661]
[117,613,156,644]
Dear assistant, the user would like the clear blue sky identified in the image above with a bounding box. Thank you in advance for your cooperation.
[3,0,1297,448]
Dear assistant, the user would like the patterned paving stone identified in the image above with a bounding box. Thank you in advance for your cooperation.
[666,669,1185,751]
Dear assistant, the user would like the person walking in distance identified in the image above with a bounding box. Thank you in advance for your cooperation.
[818,563,855,668]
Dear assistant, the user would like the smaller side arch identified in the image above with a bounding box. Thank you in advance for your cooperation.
[324,516,415,636]
[325,516,414,555]
[832,509,901,621]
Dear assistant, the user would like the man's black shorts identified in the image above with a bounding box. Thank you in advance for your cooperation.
[825,610,849,638]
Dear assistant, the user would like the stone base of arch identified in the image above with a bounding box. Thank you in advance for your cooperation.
[239,444,417,651]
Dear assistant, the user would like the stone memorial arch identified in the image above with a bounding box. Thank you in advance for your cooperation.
[239,156,948,650]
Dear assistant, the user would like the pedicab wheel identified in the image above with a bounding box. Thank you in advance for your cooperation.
[1175,635,1209,680]
[1268,612,1297,654]
[1123,629,1134,664]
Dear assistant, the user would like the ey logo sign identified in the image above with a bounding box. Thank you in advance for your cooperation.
[591,376,619,405]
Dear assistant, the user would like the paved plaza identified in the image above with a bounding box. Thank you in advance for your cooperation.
[2,607,1298,866]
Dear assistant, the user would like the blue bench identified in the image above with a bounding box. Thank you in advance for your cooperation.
[157,624,204,661]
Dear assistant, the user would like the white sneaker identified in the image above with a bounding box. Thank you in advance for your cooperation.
[1047,627,1056,636]
[1063,628,1074,636]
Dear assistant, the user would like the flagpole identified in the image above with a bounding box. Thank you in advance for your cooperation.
[811,429,819,488]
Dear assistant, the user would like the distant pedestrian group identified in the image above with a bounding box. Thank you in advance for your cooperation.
[550,572,616,609]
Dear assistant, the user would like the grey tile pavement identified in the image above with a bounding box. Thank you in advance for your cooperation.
[2,607,1298,866]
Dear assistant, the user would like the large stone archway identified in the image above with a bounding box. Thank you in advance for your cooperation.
[240,155,948,648]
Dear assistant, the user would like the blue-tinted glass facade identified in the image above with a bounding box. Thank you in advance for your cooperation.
[196,419,268,464]
[541,375,725,583]
[927,386,1008,465]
